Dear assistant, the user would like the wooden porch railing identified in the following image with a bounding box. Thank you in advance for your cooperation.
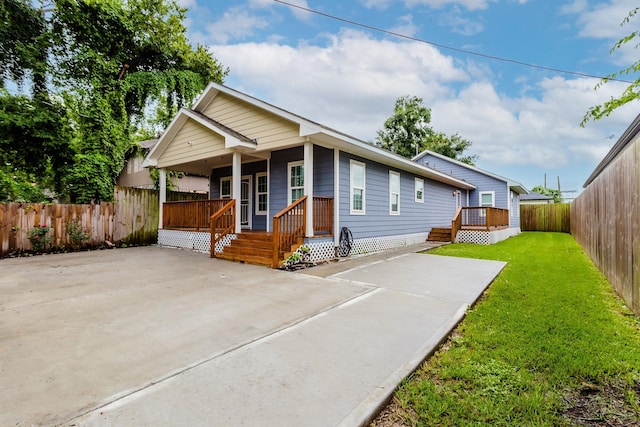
[451,206,462,242]
[163,199,228,230]
[272,196,307,268]
[313,196,333,235]
[210,199,236,258]
[450,207,509,242]
[460,207,509,230]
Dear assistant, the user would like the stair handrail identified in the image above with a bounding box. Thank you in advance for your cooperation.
[451,206,462,242]
[272,196,307,268]
[210,199,236,258]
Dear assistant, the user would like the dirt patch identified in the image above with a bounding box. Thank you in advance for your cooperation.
[562,379,640,426]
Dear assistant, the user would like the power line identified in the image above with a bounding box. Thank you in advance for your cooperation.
[272,0,635,84]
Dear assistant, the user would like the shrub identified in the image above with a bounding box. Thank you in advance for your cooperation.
[28,224,51,252]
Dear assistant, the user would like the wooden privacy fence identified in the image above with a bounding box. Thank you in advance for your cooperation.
[571,137,639,316]
[0,186,206,255]
[520,204,571,232]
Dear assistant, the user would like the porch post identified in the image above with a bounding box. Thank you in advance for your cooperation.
[158,168,167,229]
[304,140,314,237]
[232,151,242,233]
[333,149,340,247]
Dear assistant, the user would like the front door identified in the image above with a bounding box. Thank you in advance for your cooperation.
[240,176,252,229]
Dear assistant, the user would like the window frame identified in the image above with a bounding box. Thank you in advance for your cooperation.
[479,191,495,207]
[220,176,232,199]
[349,160,366,215]
[287,161,304,205]
[414,177,424,203]
[389,170,400,215]
[255,172,268,215]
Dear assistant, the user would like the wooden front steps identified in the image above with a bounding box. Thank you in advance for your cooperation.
[427,227,452,242]
[216,231,273,267]
[215,231,305,267]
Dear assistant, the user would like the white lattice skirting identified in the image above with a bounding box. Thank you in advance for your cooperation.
[158,229,236,253]
[158,230,429,262]
[455,227,521,245]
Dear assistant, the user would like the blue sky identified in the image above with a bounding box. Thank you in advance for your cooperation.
[179,0,639,197]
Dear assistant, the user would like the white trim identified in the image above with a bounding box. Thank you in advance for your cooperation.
[287,160,304,205]
[389,170,400,215]
[232,152,242,233]
[334,149,340,247]
[240,175,252,229]
[266,159,271,232]
[255,172,268,215]
[220,176,232,199]
[414,177,424,203]
[350,160,366,215]
[304,141,314,237]
[159,168,167,229]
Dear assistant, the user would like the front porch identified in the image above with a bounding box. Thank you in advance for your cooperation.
[427,207,518,245]
[160,196,333,267]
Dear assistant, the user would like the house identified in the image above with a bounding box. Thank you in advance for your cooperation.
[571,112,640,316]
[413,149,527,244]
[520,192,555,205]
[143,83,525,267]
[118,139,209,193]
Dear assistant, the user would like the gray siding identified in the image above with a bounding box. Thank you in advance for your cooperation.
[416,154,509,208]
[269,147,304,217]
[313,145,334,197]
[338,152,452,239]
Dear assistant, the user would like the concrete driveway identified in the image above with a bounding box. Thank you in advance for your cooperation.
[0,244,505,426]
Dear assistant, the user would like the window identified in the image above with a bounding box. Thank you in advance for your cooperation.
[511,191,519,217]
[480,191,495,207]
[389,171,400,215]
[288,161,304,204]
[350,160,365,214]
[255,173,268,215]
[220,177,232,199]
[415,178,424,203]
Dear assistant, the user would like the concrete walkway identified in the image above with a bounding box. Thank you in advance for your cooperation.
[0,244,505,426]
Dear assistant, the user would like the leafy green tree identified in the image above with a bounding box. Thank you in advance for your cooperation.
[0,91,73,201]
[376,95,476,164]
[531,185,563,203]
[0,0,227,203]
[0,0,49,95]
[582,7,640,125]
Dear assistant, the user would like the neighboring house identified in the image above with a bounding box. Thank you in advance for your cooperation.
[118,139,209,193]
[519,191,555,205]
[143,83,526,266]
[572,113,640,316]
[413,150,527,243]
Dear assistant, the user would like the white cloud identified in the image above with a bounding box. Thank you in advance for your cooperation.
[389,15,420,37]
[211,29,468,138]
[405,0,495,10]
[205,7,271,44]
[208,27,637,187]
[438,8,485,35]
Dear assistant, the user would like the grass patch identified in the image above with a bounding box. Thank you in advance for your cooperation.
[372,232,640,426]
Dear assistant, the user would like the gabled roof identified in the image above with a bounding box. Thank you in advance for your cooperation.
[583,112,640,187]
[144,83,476,190]
[142,107,257,168]
[413,149,528,194]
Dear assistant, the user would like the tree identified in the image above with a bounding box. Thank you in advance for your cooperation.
[531,185,563,203]
[582,7,640,125]
[376,96,477,164]
[0,0,227,203]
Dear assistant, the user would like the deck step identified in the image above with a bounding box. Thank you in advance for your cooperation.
[216,231,275,267]
[427,227,452,242]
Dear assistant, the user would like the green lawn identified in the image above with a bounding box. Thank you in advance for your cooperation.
[373,232,640,426]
